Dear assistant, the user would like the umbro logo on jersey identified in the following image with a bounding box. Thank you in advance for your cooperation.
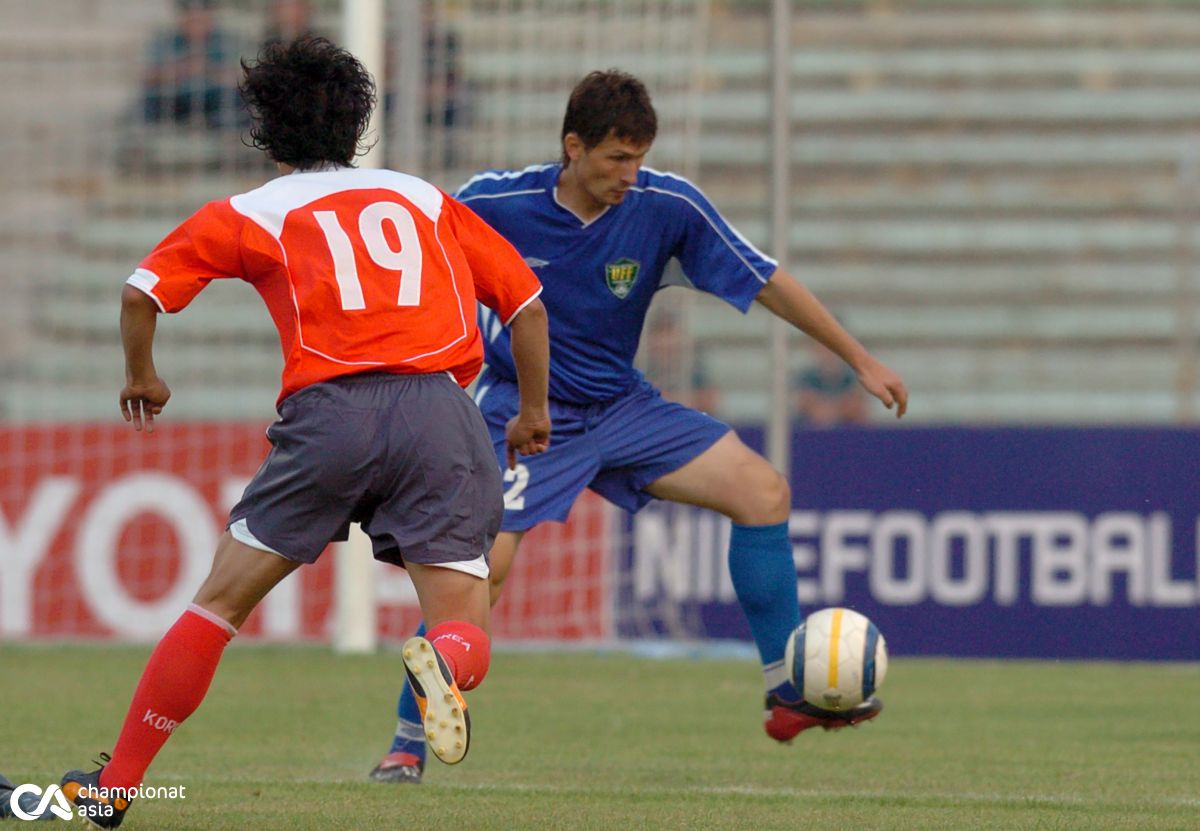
[523,256,550,268]
[604,258,640,299]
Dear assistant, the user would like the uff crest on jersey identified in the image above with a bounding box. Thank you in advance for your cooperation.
[604,258,640,299]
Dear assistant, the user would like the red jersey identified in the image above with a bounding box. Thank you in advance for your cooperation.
[127,167,543,403]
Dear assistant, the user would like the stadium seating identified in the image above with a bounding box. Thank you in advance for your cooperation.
[675,3,1200,423]
[7,1,1200,423]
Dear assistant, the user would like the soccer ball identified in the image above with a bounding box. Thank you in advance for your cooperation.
[784,607,888,711]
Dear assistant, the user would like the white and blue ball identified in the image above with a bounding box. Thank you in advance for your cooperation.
[784,607,888,711]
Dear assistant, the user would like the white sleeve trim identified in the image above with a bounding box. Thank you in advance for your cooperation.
[502,286,544,326]
[126,269,167,312]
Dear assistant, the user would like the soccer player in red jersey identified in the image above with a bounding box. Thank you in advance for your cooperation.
[58,37,550,828]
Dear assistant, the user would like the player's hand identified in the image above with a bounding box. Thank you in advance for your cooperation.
[505,410,551,469]
[120,376,171,433]
[856,357,908,419]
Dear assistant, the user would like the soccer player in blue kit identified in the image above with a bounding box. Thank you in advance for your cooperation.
[370,69,908,783]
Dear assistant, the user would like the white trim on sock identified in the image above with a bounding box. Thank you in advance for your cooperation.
[763,659,790,692]
[186,603,238,638]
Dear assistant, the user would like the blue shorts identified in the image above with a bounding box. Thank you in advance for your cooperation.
[474,370,731,531]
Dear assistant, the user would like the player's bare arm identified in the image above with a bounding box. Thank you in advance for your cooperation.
[504,297,551,469]
[755,269,908,418]
[119,283,171,433]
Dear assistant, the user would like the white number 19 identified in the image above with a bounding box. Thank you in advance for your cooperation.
[314,201,424,311]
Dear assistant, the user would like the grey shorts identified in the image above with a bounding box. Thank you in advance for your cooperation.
[228,372,503,567]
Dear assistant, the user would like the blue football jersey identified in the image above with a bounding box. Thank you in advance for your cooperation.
[455,163,777,404]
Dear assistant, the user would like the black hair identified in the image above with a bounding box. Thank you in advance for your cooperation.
[560,69,657,165]
[240,36,376,169]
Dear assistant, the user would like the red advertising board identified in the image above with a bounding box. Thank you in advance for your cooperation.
[0,424,611,643]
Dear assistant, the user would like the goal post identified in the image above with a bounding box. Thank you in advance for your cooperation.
[332,0,387,655]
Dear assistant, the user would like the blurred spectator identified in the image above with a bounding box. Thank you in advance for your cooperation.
[376,5,467,170]
[141,0,242,129]
[264,0,319,44]
[795,340,867,427]
[423,4,466,169]
[642,310,720,413]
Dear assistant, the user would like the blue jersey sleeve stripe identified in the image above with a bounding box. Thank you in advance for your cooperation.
[643,169,780,274]
[454,164,557,198]
[640,185,777,284]
[458,188,546,204]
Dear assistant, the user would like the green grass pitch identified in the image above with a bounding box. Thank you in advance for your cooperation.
[1,645,1197,830]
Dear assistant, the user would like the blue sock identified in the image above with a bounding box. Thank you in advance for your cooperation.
[388,621,428,759]
[728,521,803,701]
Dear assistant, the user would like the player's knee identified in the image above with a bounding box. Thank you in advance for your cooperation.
[760,470,791,523]
[488,570,509,606]
[736,467,791,526]
[720,468,787,525]
[486,532,521,607]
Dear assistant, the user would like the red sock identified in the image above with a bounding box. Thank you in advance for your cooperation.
[99,606,235,790]
[426,621,490,691]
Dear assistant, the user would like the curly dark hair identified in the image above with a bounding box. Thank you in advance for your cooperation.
[560,69,657,165]
[240,36,376,169]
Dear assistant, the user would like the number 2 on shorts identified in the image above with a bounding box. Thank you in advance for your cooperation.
[503,464,529,510]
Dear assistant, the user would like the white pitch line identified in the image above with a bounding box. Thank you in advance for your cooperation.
[435,783,1200,810]
[154,774,1200,809]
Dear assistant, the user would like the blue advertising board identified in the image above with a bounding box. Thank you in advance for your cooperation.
[616,427,1200,660]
